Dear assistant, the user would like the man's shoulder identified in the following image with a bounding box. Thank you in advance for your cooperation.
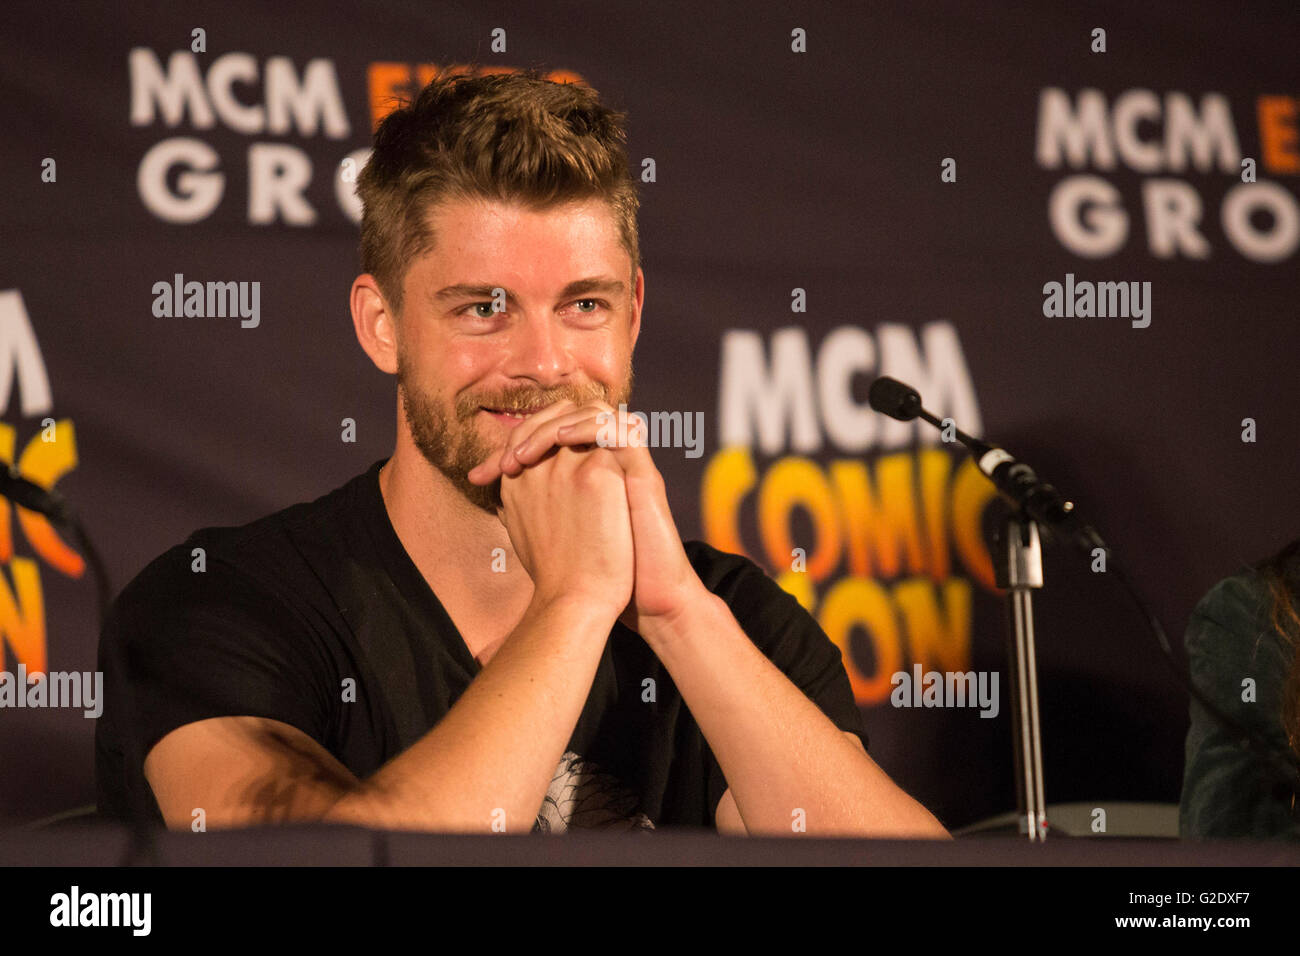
[680,540,808,627]
[111,461,384,617]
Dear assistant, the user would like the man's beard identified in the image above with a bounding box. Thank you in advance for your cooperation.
[397,347,634,514]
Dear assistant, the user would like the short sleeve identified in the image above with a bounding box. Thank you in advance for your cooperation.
[98,544,333,769]
[686,543,868,826]
[1179,572,1300,839]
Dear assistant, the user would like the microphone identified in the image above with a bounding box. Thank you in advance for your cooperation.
[866,376,923,423]
[0,466,70,522]
[867,376,1100,547]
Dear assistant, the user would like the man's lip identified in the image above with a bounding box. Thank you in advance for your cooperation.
[480,407,539,422]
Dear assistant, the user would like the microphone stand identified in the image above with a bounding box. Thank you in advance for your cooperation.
[867,379,1062,842]
[994,512,1050,841]
[868,376,1300,842]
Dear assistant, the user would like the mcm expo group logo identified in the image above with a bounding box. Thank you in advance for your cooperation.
[127,45,579,227]
[1037,87,1300,263]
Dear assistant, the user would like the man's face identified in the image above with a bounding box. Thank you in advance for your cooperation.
[394,196,641,513]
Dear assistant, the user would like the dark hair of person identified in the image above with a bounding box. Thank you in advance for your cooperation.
[1257,537,1300,760]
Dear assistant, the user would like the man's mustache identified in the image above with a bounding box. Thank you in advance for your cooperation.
[455,383,613,419]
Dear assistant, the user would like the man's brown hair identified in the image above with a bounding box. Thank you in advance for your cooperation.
[356,68,640,318]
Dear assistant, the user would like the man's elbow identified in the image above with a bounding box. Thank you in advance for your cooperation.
[890,797,951,839]
[921,817,953,839]
[319,779,388,827]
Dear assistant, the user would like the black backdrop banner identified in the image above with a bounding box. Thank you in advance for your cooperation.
[1,0,1297,831]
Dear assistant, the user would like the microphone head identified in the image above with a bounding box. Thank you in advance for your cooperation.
[868,376,922,421]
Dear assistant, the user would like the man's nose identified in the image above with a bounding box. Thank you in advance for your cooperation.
[503,313,575,386]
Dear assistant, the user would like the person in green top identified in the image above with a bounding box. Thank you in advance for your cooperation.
[1181,538,1300,839]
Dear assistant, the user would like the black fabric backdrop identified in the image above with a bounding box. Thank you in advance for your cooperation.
[1,0,1297,831]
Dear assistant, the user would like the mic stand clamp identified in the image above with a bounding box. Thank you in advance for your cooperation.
[994,510,1050,842]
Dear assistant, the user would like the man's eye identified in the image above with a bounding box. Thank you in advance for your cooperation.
[574,299,605,313]
[464,303,498,319]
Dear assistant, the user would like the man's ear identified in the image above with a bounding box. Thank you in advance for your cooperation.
[629,266,644,350]
[351,274,399,375]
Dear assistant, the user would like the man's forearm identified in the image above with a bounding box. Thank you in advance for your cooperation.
[326,595,615,832]
[643,592,950,837]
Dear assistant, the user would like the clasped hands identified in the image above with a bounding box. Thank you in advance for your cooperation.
[466,399,707,636]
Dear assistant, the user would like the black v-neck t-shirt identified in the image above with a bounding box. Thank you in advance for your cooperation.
[95,459,868,831]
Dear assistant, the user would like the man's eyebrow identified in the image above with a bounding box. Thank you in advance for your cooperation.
[431,277,626,303]
[558,277,625,299]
